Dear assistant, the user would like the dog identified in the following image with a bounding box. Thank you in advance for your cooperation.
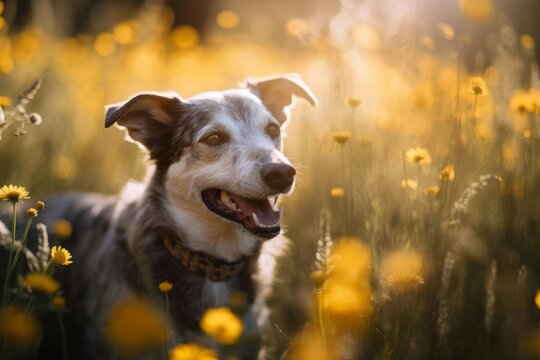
[38,73,317,359]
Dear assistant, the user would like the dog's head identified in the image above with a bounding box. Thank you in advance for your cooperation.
[105,74,316,259]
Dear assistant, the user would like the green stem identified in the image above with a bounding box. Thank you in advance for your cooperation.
[472,94,478,120]
[339,145,347,233]
[417,164,422,193]
[340,145,345,187]
[401,150,414,222]
[454,43,462,163]
[316,288,327,347]
[350,110,356,229]
[163,293,169,360]
[44,258,55,274]
[10,203,16,265]
[57,312,69,360]
[8,216,33,275]
[1,203,17,306]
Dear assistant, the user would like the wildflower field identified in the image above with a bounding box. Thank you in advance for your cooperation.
[1,0,540,359]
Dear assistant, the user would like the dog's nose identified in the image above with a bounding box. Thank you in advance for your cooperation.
[261,163,296,192]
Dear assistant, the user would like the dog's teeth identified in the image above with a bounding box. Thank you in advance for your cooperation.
[220,191,238,211]
[279,208,284,219]
[252,213,263,227]
[253,213,271,228]
[252,212,280,228]
[220,190,230,203]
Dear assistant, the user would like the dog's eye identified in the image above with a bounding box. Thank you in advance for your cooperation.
[202,132,228,146]
[266,124,281,138]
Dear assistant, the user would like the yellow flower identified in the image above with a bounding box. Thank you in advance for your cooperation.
[468,76,489,96]
[21,273,60,294]
[524,129,533,139]
[346,97,362,107]
[0,307,39,347]
[94,32,115,56]
[420,35,435,50]
[332,131,352,145]
[425,185,440,198]
[200,307,243,345]
[535,289,540,309]
[53,219,73,240]
[288,329,339,360]
[437,22,455,40]
[159,281,173,293]
[285,18,308,37]
[323,280,372,330]
[169,343,218,360]
[510,90,538,114]
[0,185,30,204]
[406,147,432,165]
[400,179,418,190]
[439,165,456,182]
[112,21,135,45]
[171,26,199,49]
[0,95,12,107]
[216,10,240,29]
[107,298,168,353]
[459,0,493,23]
[521,34,535,50]
[381,249,424,290]
[329,237,371,284]
[329,187,345,198]
[51,246,73,266]
[36,201,45,210]
[26,208,38,217]
[52,295,66,309]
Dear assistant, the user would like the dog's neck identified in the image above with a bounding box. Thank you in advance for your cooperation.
[118,231,259,332]
[122,165,262,262]
[162,234,250,281]
[163,200,261,262]
[142,171,262,263]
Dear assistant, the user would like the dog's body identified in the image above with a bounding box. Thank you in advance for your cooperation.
[37,74,316,359]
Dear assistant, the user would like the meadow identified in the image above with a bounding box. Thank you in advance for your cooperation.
[1,0,540,358]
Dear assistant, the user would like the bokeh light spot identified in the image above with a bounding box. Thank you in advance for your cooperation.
[351,23,381,50]
[285,18,308,37]
[171,25,200,48]
[113,22,135,45]
[94,33,115,56]
[216,10,240,29]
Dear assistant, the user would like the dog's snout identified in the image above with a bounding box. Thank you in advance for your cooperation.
[261,163,296,192]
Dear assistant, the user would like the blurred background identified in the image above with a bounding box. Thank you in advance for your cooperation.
[2,0,540,358]
[0,0,538,195]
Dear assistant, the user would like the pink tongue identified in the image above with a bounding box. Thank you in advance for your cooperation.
[229,195,280,226]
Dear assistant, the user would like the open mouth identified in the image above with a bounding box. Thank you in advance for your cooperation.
[201,189,281,239]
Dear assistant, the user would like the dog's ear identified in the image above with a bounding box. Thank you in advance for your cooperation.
[245,73,318,125]
[105,92,183,153]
